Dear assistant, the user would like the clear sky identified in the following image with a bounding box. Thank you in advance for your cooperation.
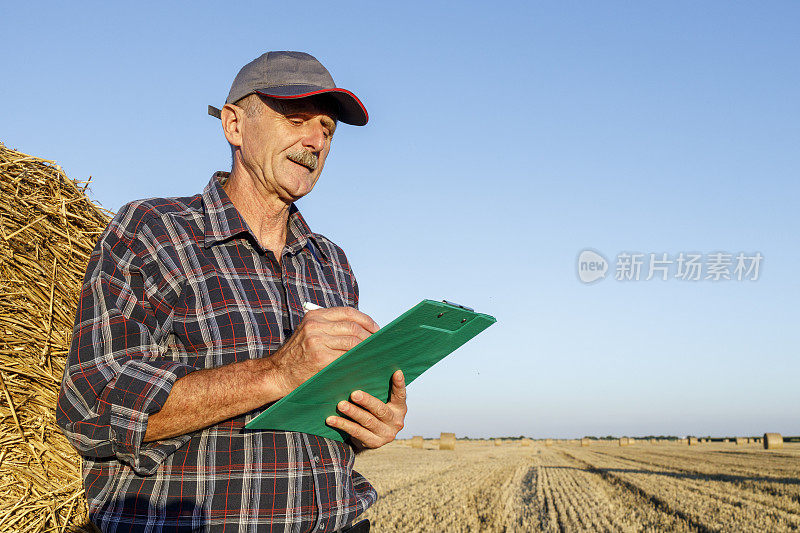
[2,1,798,439]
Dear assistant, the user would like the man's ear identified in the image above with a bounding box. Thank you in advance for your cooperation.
[221,104,245,149]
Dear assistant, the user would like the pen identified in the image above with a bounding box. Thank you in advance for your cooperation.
[302,302,324,312]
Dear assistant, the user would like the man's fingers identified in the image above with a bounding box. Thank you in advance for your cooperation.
[349,391,393,422]
[325,320,373,341]
[321,333,366,353]
[326,415,382,448]
[336,400,382,433]
[308,306,379,334]
[389,370,407,406]
[325,379,407,450]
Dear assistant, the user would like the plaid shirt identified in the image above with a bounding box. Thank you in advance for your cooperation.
[57,173,376,532]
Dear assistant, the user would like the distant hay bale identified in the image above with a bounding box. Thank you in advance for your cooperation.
[494,439,502,446]
[0,143,112,529]
[439,432,456,450]
[688,437,698,446]
[723,438,730,443]
[544,439,553,447]
[619,438,628,447]
[649,438,656,444]
[520,438,532,447]
[581,438,590,447]
[764,433,783,450]
[411,435,424,449]
[735,437,746,445]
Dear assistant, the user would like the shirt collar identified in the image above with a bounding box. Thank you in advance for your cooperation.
[202,172,329,262]
[202,172,250,248]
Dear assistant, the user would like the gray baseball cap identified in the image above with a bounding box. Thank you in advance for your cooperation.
[208,51,368,126]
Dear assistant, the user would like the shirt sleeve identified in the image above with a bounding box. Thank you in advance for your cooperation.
[56,202,195,476]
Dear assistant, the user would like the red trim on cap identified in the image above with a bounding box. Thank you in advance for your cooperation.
[256,88,368,124]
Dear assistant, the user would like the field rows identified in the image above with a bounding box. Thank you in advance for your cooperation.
[354,440,800,532]
[564,446,800,531]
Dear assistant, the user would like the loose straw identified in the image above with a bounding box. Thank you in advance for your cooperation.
[0,142,112,531]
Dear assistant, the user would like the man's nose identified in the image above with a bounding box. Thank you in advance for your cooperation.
[301,122,326,152]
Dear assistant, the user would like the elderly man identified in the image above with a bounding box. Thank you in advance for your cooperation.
[57,51,405,532]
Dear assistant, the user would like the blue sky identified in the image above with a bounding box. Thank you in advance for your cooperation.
[2,1,798,439]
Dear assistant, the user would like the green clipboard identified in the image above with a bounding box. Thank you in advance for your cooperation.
[245,299,496,441]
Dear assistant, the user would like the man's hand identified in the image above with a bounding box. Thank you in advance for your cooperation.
[144,306,378,443]
[269,307,380,396]
[325,370,408,450]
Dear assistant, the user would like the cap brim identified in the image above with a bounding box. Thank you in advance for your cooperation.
[256,85,368,126]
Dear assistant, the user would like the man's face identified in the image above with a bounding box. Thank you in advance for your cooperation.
[237,96,337,202]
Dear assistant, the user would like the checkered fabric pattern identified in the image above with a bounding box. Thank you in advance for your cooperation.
[56,173,376,532]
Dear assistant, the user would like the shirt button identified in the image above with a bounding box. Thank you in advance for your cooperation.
[313,455,320,464]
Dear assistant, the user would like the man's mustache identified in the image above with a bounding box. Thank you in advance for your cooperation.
[286,150,318,171]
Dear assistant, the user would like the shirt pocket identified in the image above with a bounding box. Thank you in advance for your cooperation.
[171,266,283,368]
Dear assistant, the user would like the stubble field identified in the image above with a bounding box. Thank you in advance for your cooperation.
[354,439,800,532]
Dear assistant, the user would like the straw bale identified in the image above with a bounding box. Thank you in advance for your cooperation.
[619,438,628,447]
[520,438,531,447]
[411,436,424,449]
[735,437,746,445]
[764,433,783,450]
[439,432,456,451]
[688,437,698,446]
[580,438,590,447]
[494,439,502,446]
[0,143,112,530]
[544,439,553,447]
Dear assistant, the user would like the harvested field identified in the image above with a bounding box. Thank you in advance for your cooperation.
[355,440,800,532]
